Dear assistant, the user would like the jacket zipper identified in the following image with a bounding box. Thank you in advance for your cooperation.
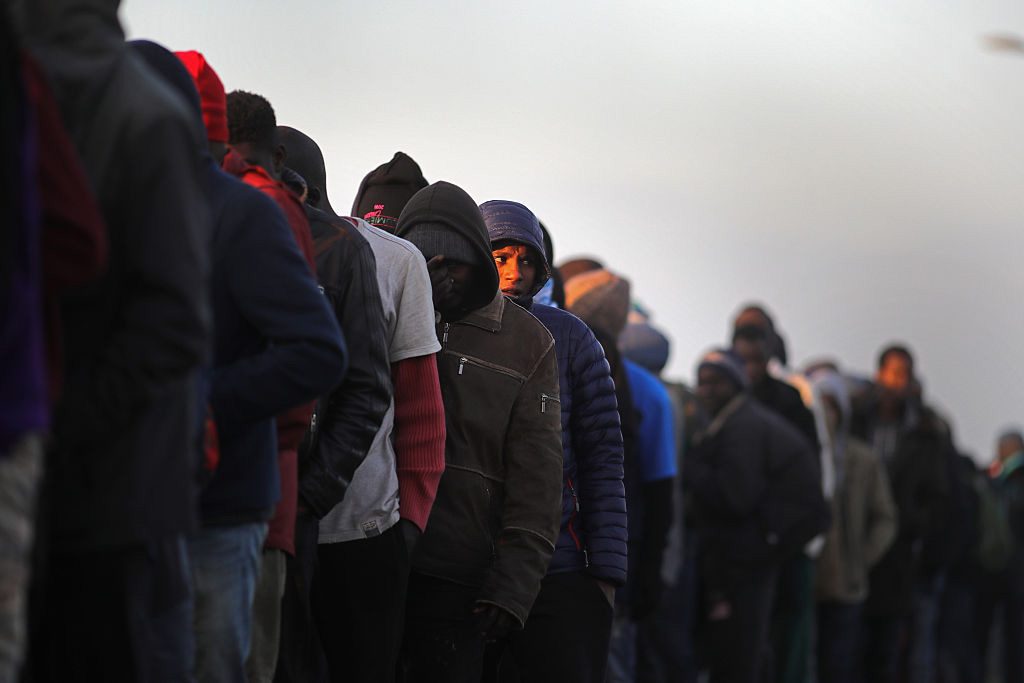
[442,322,450,346]
[458,357,467,375]
[541,392,560,413]
[566,477,588,566]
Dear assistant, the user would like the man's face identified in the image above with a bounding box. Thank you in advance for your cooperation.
[492,244,538,301]
[697,366,738,417]
[877,354,912,396]
[432,259,475,317]
[733,337,769,387]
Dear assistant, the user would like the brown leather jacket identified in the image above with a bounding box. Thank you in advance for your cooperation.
[414,290,563,626]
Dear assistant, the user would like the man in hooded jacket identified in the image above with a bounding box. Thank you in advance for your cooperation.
[482,199,626,683]
[395,182,563,682]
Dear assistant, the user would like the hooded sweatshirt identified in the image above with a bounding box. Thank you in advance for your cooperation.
[26,0,212,549]
[396,182,564,626]
[351,152,428,233]
[482,200,627,586]
[814,372,897,603]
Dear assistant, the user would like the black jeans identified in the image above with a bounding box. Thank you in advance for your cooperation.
[314,524,410,683]
[399,573,487,683]
[976,583,1024,683]
[273,512,326,683]
[485,570,614,683]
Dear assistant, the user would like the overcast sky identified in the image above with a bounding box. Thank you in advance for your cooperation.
[122,0,1024,461]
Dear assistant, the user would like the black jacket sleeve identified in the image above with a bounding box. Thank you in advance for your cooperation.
[300,225,392,518]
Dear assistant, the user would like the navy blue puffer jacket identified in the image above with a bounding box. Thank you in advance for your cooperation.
[531,303,628,585]
[480,199,627,585]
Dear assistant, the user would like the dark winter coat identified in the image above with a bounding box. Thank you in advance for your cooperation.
[397,182,563,627]
[531,303,627,586]
[852,396,967,617]
[29,3,212,550]
[202,167,346,526]
[688,395,826,576]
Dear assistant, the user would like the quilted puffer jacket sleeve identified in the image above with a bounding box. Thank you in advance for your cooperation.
[570,322,628,586]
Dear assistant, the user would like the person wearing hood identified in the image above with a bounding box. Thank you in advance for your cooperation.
[687,349,828,683]
[158,47,347,683]
[351,151,429,234]
[276,125,445,683]
[394,182,563,681]
[565,269,676,683]
[22,2,212,679]
[811,370,897,683]
[481,200,625,683]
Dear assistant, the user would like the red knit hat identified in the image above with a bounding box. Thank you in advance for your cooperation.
[174,50,228,143]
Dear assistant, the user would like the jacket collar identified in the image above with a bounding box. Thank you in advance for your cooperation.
[452,290,504,333]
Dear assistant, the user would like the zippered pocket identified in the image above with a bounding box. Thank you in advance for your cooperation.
[541,392,561,414]
[566,477,590,566]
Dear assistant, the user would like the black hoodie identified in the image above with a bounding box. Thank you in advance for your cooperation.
[396,180,500,315]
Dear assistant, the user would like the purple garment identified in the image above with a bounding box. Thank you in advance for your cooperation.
[1,75,49,454]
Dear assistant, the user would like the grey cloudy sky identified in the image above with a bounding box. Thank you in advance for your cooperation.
[122,0,1024,461]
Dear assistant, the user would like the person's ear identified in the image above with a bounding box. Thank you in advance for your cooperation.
[307,186,322,207]
[272,144,286,176]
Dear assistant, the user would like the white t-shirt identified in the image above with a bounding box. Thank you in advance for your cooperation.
[318,220,441,543]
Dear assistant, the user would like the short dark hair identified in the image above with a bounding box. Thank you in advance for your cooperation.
[878,344,915,373]
[226,90,276,150]
[732,323,770,348]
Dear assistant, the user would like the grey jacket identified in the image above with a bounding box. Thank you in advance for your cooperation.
[816,438,898,603]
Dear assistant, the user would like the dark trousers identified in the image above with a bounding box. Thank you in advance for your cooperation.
[314,524,410,683]
[816,601,862,683]
[861,613,903,683]
[399,573,486,683]
[273,513,326,683]
[976,584,1024,683]
[27,536,194,683]
[484,571,613,683]
[771,554,814,683]
[938,578,979,683]
[702,562,779,683]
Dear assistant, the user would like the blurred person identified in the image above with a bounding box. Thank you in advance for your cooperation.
[938,449,987,683]
[277,126,445,683]
[481,200,626,683]
[22,1,211,678]
[565,270,677,683]
[162,48,348,683]
[687,349,828,683]
[620,321,703,683]
[975,429,1024,683]
[395,182,563,682]
[733,323,819,683]
[351,151,429,234]
[852,345,967,683]
[811,370,898,683]
[1,16,107,677]
[733,303,788,369]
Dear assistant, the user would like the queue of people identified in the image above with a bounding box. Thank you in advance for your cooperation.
[3,2,1023,683]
